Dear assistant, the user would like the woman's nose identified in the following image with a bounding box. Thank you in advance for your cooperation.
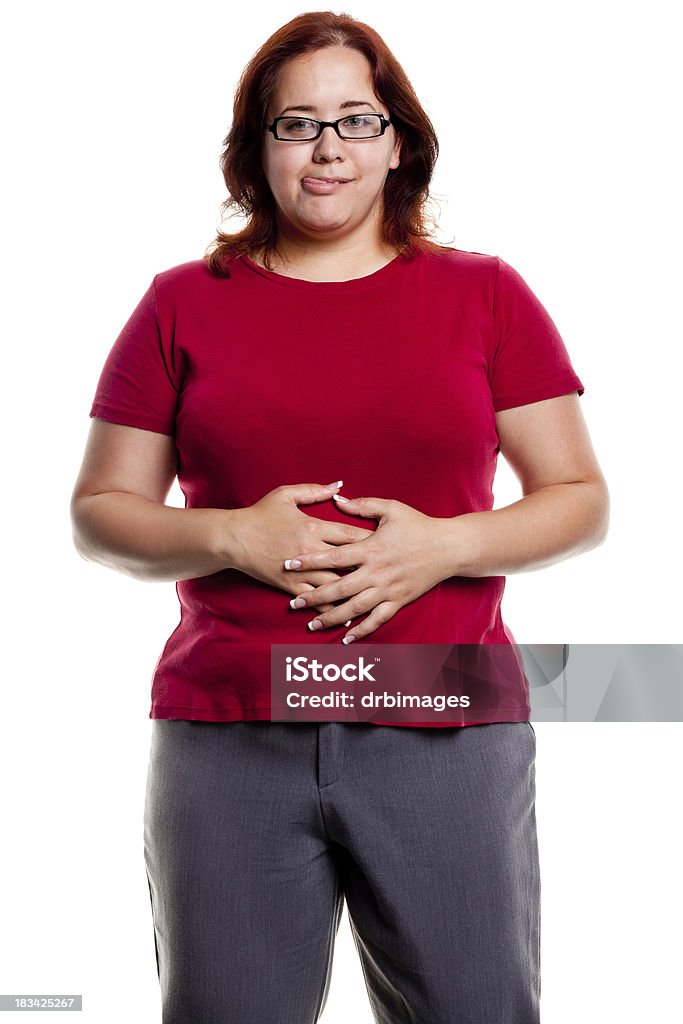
[312,124,346,157]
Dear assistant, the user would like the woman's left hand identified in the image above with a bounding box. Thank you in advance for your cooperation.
[283,494,457,643]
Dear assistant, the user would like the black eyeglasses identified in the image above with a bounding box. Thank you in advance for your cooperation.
[265,113,392,141]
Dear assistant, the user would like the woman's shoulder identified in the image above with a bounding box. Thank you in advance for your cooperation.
[422,244,498,269]
[152,258,215,289]
[149,257,244,308]
[417,245,500,289]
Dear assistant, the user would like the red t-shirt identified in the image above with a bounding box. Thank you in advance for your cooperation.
[89,246,585,726]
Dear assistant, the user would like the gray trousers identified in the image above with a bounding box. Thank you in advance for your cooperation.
[143,720,541,1023]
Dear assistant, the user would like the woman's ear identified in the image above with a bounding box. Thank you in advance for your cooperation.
[390,133,402,171]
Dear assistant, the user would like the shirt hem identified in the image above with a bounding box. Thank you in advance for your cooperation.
[492,377,585,412]
[90,404,175,436]
[150,705,531,727]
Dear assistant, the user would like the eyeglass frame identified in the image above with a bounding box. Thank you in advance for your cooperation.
[264,113,393,141]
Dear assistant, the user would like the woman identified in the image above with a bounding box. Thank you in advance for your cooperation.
[70,11,609,1024]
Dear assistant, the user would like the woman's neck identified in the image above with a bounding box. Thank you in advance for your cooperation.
[249,242,400,282]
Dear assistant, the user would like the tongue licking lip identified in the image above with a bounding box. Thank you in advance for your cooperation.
[302,177,351,191]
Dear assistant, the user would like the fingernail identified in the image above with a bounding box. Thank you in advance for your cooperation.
[343,620,352,627]
[284,559,302,569]
[333,494,350,504]
[342,634,356,645]
[325,480,343,490]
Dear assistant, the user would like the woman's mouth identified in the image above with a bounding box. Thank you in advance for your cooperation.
[302,177,352,194]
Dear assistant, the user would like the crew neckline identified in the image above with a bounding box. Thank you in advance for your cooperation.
[239,248,416,292]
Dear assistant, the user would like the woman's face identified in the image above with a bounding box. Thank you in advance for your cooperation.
[261,46,402,247]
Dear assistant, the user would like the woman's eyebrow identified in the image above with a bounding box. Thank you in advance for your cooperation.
[278,100,374,115]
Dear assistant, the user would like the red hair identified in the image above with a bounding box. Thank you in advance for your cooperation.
[204,11,453,277]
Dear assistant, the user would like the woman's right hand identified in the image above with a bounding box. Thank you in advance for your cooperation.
[227,482,376,615]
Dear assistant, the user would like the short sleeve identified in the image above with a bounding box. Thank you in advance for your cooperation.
[89,277,179,436]
[489,257,585,412]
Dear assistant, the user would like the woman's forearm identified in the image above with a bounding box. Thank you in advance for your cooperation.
[71,491,241,582]
[442,481,610,578]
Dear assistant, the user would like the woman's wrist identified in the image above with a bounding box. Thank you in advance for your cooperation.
[210,506,250,573]
[434,513,483,580]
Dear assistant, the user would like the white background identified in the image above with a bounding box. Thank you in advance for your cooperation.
[2,0,682,1021]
